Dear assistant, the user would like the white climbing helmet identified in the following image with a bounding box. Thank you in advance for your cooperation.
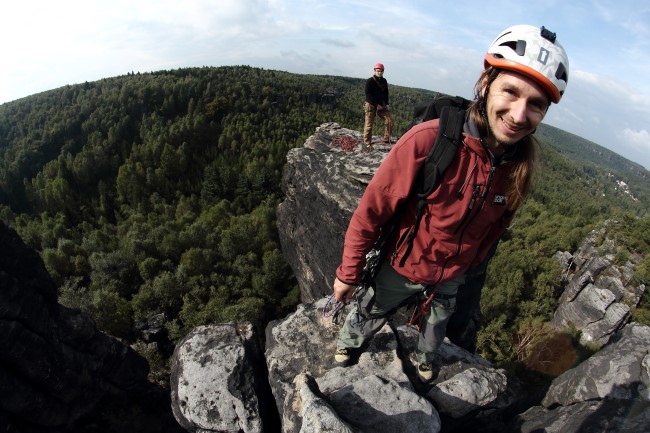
[485,24,569,103]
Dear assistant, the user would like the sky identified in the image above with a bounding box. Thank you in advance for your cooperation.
[1,0,649,170]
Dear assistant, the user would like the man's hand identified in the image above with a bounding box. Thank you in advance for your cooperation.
[333,277,356,303]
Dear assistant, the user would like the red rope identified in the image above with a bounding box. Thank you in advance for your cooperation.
[332,134,361,151]
[406,287,439,332]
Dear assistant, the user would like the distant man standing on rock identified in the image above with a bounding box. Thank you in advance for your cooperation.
[363,63,394,151]
[332,25,570,382]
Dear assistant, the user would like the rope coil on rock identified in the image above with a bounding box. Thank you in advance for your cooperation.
[332,134,361,151]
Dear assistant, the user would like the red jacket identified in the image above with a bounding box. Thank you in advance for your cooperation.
[336,118,517,286]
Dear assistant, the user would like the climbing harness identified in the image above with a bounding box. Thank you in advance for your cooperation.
[406,286,440,332]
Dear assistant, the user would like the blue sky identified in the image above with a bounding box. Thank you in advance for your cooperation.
[2,0,649,169]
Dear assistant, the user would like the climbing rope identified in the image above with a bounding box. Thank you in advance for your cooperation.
[322,294,347,323]
[332,134,361,152]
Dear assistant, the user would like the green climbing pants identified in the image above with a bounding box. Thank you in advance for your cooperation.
[337,263,465,364]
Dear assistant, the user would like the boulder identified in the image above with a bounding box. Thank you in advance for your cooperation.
[552,222,646,344]
[542,323,650,407]
[276,122,388,303]
[264,297,521,433]
[510,323,650,433]
[294,374,355,433]
[0,220,181,433]
[170,323,269,433]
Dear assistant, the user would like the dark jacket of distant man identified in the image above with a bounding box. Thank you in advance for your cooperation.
[365,74,389,107]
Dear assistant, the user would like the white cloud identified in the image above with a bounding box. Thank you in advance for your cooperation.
[621,128,650,152]
[321,38,355,48]
[0,0,649,169]
[541,66,650,169]
[595,0,650,36]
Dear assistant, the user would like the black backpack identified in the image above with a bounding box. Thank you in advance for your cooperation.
[406,94,471,132]
[361,94,472,284]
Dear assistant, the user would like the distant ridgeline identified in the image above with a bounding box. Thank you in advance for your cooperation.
[0,65,647,377]
[536,122,649,183]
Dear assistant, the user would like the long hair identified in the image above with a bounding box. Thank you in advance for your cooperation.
[468,66,538,211]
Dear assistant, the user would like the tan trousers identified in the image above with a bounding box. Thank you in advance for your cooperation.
[363,102,394,147]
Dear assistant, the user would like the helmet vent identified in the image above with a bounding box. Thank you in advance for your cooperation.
[515,40,527,56]
[499,40,527,56]
[555,62,568,83]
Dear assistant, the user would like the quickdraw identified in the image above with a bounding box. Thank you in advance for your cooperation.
[322,294,346,323]
[407,286,439,332]
[322,285,370,324]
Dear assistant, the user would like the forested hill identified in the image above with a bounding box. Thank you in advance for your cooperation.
[0,66,441,345]
[536,122,649,183]
[0,65,648,373]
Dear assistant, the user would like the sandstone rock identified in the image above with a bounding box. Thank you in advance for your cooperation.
[514,400,650,433]
[328,374,440,433]
[0,220,178,433]
[552,222,645,344]
[506,322,650,433]
[264,297,424,432]
[427,367,508,418]
[170,323,266,433]
[295,374,355,433]
[263,297,527,433]
[542,322,650,407]
[276,122,389,303]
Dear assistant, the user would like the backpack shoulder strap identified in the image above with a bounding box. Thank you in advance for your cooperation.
[398,105,467,267]
[419,105,466,197]
[363,99,470,279]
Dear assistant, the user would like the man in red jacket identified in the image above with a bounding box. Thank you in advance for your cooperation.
[333,25,570,382]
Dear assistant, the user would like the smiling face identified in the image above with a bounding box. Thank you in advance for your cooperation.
[483,70,550,152]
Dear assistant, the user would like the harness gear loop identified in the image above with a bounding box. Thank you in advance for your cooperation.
[407,285,440,331]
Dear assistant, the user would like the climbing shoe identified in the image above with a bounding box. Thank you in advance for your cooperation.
[334,347,351,366]
[417,362,433,382]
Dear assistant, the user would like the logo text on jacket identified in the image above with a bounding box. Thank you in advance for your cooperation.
[493,194,506,206]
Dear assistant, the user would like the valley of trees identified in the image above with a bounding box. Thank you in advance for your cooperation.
[0,66,648,380]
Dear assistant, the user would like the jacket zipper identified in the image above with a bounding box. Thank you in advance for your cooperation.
[453,163,496,247]
[393,152,499,285]
[436,162,497,284]
[453,184,481,235]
